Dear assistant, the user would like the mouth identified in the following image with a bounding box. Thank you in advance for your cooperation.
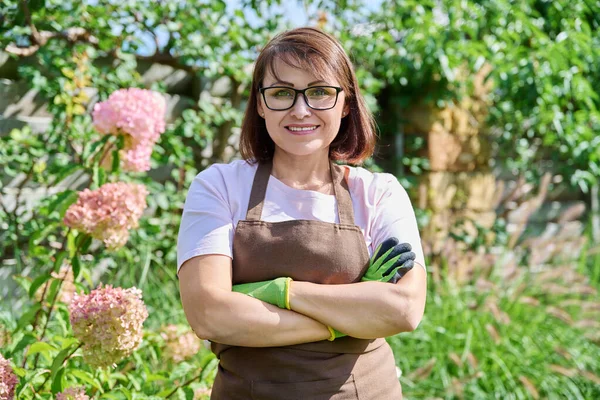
[285,125,320,135]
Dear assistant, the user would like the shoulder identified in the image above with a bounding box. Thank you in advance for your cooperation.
[195,159,257,182]
[191,159,257,191]
[345,165,407,206]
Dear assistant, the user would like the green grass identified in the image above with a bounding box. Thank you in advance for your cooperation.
[389,260,600,399]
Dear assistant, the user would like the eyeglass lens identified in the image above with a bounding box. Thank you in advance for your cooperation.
[263,87,338,110]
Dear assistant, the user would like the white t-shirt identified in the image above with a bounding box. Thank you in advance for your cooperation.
[177,159,425,274]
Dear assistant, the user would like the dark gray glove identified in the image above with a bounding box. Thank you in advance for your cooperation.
[362,237,415,283]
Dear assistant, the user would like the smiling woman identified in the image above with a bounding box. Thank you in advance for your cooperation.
[177,27,427,399]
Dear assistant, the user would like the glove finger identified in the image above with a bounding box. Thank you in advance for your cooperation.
[373,237,399,260]
[369,237,398,270]
[382,242,412,264]
[383,252,415,276]
[395,242,413,254]
[388,260,415,282]
[388,260,415,283]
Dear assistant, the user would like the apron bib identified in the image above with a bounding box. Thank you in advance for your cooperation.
[210,160,402,399]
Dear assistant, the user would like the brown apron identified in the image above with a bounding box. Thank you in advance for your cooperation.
[210,160,402,399]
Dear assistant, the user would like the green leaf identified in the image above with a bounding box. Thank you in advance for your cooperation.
[169,362,195,381]
[198,357,218,382]
[155,192,169,210]
[99,394,121,400]
[51,366,65,394]
[28,341,58,356]
[16,369,49,397]
[86,135,109,161]
[28,273,52,299]
[30,222,59,246]
[116,134,125,150]
[10,333,37,358]
[46,279,61,306]
[145,373,167,383]
[50,346,73,385]
[60,337,79,350]
[157,388,174,397]
[76,233,93,253]
[52,164,83,186]
[53,250,68,271]
[184,387,195,400]
[72,255,81,279]
[92,164,106,189]
[110,372,128,382]
[114,387,133,400]
[128,375,141,391]
[11,366,27,378]
[67,231,77,258]
[70,370,103,390]
[16,304,42,331]
[11,275,32,294]
[46,190,78,218]
[111,147,120,173]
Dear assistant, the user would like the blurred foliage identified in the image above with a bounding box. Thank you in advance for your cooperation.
[335,0,600,191]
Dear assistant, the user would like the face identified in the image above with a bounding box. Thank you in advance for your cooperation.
[257,58,349,159]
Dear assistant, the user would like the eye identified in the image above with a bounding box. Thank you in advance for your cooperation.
[307,87,334,97]
[271,89,294,97]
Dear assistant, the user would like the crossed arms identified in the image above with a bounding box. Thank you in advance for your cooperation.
[178,254,427,347]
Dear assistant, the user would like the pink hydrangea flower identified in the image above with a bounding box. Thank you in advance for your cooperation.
[63,182,148,250]
[56,387,89,400]
[69,284,148,368]
[0,354,18,400]
[92,88,166,172]
[160,324,201,363]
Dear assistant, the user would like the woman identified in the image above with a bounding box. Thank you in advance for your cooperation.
[177,27,427,399]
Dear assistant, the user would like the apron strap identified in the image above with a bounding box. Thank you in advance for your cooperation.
[245,159,357,226]
[330,161,356,226]
[246,160,272,220]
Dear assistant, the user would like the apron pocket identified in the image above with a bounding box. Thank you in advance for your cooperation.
[251,373,359,400]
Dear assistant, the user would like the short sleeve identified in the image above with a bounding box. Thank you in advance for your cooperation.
[370,173,426,270]
[177,165,234,274]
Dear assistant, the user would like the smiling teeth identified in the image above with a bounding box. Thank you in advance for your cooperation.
[288,126,317,132]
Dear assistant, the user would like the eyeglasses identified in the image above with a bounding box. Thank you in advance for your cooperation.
[259,86,343,111]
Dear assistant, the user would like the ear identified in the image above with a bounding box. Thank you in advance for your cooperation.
[257,96,265,118]
[342,104,350,117]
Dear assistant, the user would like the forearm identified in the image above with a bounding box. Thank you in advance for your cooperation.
[289,266,427,339]
[186,288,331,347]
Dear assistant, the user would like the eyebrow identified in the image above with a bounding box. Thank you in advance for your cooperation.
[265,80,329,87]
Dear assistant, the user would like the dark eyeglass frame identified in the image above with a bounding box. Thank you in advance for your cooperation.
[258,85,344,111]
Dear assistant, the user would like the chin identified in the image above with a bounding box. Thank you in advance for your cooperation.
[275,143,328,158]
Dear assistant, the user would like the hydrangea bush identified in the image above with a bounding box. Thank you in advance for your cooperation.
[0,84,217,398]
[63,182,148,250]
[69,285,149,367]
[0,355,18,400]
[92,88,166,172]
[55,387,90,400]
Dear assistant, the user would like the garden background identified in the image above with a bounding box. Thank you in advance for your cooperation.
[1,0,599,399]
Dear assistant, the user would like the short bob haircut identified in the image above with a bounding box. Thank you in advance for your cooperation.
[239,27,377,165]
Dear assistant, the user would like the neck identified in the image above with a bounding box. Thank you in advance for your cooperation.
[270,150,333,191]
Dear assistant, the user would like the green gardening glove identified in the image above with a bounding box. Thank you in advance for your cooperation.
[362,237,415,283]
[232,277,292,309]
[233,279,347,341]
[329,327,346,340]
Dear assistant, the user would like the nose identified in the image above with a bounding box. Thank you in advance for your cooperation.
[289,93,311,119]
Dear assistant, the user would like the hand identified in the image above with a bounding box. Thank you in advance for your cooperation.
[233,279,348,341]
[362,237,415,283]
[232,277,292,309]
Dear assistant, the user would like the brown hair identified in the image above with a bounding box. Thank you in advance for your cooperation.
[239,27,377,165]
